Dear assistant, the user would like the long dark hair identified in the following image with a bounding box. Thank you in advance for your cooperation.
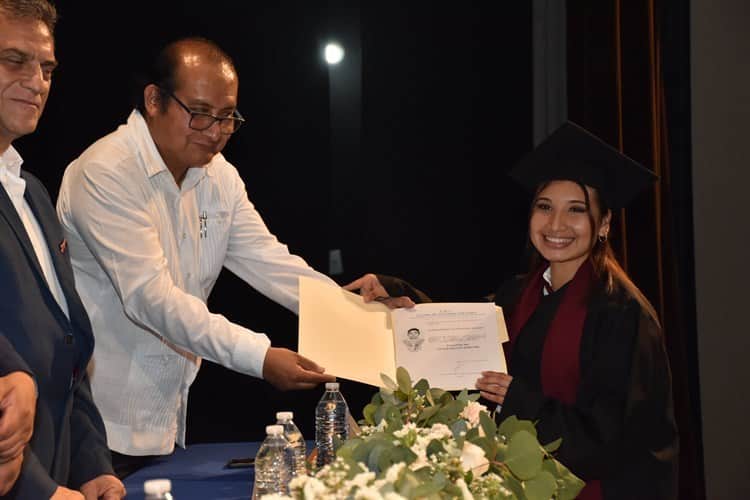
[526,181,660,326]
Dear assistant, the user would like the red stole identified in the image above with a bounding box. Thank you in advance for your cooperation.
[507,259,602,500]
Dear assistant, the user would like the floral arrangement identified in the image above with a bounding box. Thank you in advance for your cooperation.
[275,368,584,499]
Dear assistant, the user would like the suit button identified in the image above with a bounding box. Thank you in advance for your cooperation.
[64,334,74,345]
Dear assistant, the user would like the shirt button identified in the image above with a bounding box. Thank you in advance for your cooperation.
[181,232,187,240]
[186,272,192,279]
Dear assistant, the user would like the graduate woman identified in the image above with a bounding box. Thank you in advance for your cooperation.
[345,123,678,500]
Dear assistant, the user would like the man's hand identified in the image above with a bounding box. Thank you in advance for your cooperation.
[0,371,37,462]
[262,347,335,391]
[344,274,415,309]
[475,371,513,405]
[51,486,85,500]
[0,453,23,495]
[79,474,126,500]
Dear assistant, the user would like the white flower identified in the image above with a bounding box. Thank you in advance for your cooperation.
[349,470,376,488]
[288,475,307,489]
[427,423,452,440]
[459,401,488,428]
[301,477,328,498]
[392,422,416,438]
[384,462,406,482]
[383,493,408,500]
[354,486,384,499]
[460,441,489,476]
[455,478,475,500]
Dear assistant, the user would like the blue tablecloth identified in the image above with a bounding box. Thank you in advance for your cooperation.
[123,442,261,500]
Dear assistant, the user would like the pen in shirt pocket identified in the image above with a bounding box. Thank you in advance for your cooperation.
[199,211,208,239]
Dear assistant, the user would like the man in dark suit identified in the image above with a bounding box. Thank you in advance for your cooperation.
[0,1,124,498]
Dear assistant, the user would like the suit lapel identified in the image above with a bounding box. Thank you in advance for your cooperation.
[0,182,48,283]
[22,175,76,294]
[22,173,94,358]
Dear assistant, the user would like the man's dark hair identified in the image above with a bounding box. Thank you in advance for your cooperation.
[132,37,237,114]
[0,0,57,33]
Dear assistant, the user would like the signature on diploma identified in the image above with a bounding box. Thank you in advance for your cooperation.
[452,359,486,374]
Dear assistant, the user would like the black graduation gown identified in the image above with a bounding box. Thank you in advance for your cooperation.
[379,275,679,500]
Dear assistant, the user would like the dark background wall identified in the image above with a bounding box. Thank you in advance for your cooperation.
[690,0,750,497]
[17,1,533,443]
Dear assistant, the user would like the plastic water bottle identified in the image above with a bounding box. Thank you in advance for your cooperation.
[253,424,291,499]
[315,382,350,467]
[276,411,307,477]
[144,478,174,499]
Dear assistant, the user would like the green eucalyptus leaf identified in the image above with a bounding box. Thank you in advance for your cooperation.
[456,388,470,402]
[414,378,430,395]
[502,475,529,500]
[380,391,398,406]
[429,388,448,403]
[362,403,377,425]
[411,474,445,498]
[480,411,498,438]
[434,400,465,424]
[385,406,404,430]
[370,392,384,405]
[381,373,398,391]
[393,445,418,466]
[345,460,367,479]
[443,483,463,498]
[498,415,538,439]
[542,437,562,453]
[425,388,435,406]
[336,437,362,460]
[351,439,376,464]
[542,457,585,500]
[395,469,422,496]
[468,392,481,402]
[495,440,508,461]
[465,427,480,441]
[373,404,388,425]
[464,470,474,484]
[450,419,468,441]
[396,366,413,394]
[417,404,440,424]
[367,443,391,473]
[504,430,544,480]
[426,438,446,458]
[471,436,498,461]
[522,470,556,500]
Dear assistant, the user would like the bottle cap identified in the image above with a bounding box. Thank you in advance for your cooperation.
[325,382,340,390]
[276,411,293,421]
[144,479,172,495]
[266,424,284,435]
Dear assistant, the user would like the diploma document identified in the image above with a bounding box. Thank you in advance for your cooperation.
[298,276,508,390]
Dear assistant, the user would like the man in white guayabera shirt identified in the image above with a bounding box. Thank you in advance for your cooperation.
[56,37,337,477]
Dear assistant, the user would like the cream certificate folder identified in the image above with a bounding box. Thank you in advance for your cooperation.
[298,276,509,390]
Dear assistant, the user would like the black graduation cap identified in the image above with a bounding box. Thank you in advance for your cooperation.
[509,121,658,208]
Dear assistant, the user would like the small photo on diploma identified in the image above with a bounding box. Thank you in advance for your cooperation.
[298,276,509,391]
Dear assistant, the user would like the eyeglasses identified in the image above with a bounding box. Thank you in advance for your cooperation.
[166,91,245,135]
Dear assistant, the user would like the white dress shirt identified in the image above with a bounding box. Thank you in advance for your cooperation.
[0,146,69,318]
[57,111,337,455]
